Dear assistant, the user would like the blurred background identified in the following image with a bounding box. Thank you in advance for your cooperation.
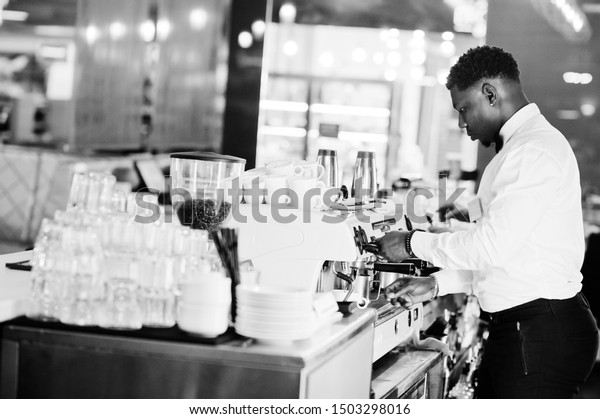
[1,0,600,246]
[1,0,599,398]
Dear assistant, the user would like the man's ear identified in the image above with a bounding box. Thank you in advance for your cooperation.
[481,82,497,106]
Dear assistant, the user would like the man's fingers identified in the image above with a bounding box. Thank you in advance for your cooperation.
[383,277,414,296]
[385,282,418,300]
[390,294,414,308]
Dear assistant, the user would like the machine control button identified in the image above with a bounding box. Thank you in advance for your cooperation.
[408,312,412,327]
[413,308,419,320]
[394,319,399,334]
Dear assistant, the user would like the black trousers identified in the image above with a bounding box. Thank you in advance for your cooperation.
[476,292,599,398]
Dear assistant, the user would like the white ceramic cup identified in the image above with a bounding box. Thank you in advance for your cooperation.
[180,272,232,305]
[264,175,291,205]
[177,302,230,337]
[288,176,325,209]
[293,161,325,180]
[266,160,295,176]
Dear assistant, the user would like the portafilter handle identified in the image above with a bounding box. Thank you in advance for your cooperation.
[400,258,429,270]
[372,262,416,275]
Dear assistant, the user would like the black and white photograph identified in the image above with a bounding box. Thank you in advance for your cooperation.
[0,0,599,415]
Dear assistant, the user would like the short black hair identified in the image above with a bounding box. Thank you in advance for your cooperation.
[445,45,520,90]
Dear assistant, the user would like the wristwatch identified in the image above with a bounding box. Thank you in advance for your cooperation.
[405,229,423,259]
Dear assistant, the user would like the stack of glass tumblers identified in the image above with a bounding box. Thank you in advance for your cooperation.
[27,171,222,330]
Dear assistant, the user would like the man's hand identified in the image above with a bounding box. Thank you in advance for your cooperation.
[375,230,411,262]
[384,275,437,308]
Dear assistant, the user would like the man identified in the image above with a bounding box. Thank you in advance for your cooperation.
[377,45,598,398]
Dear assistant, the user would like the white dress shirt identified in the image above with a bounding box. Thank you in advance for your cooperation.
[412,103,585,312]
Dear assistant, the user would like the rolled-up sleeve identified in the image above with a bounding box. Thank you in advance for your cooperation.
[412,145,562,270]
[432,270,474,296]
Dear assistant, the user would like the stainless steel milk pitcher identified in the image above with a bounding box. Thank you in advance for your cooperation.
[351,151,377,204]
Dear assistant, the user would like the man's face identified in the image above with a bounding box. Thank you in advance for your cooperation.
[450,84,501,148]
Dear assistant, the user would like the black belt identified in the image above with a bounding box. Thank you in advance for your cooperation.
[482,292,588,324]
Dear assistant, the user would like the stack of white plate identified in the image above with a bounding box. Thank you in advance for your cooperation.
[235,285,318,342]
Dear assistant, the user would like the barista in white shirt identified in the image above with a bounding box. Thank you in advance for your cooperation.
[377,45,598,398]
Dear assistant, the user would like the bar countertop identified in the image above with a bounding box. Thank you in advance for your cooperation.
[0,251,31,323]
[1,250,377,366]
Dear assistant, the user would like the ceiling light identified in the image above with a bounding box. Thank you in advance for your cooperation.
[352,47,367,63]
[109,22,126,39]
[259,126,306,138]
[441,40,456,56]
[311,104,390,118]
[413,30,425,39]
[238,31,253,49]
[3,10,28,21]
[319,51,334,68]
[251,20,266,40]
[86,25,101,45]
[190,8,208,30]
[283,40,298,56]
[442,31,455,41]
[139,20,156,43]
[388,28,400,38]
[34,26,76,37]
[556,110,579,119]
[580,103,596,117]
[563,71,593,84]
[260,100,308,112]
[279,3,297,23]
[156,19,171,40]
[531,0,591,42]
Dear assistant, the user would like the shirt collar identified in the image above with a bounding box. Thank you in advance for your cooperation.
[499,103,540,145]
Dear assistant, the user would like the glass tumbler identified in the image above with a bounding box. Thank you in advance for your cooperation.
[97,252,142,330]
[138,255,176,328]
[27,219,64,321]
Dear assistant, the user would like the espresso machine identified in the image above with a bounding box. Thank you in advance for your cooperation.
[225,201,434,361]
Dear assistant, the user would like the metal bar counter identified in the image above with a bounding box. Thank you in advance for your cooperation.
[1,311,375,398]
[1,251,444,399]
[371,349,445,399]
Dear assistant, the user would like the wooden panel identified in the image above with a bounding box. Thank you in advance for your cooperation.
[74,0,148,150]
[152,0,230,151]
[73,0,229,152]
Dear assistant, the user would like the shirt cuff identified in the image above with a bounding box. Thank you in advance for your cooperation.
[410,231,435,261]
[431,270,473,296]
